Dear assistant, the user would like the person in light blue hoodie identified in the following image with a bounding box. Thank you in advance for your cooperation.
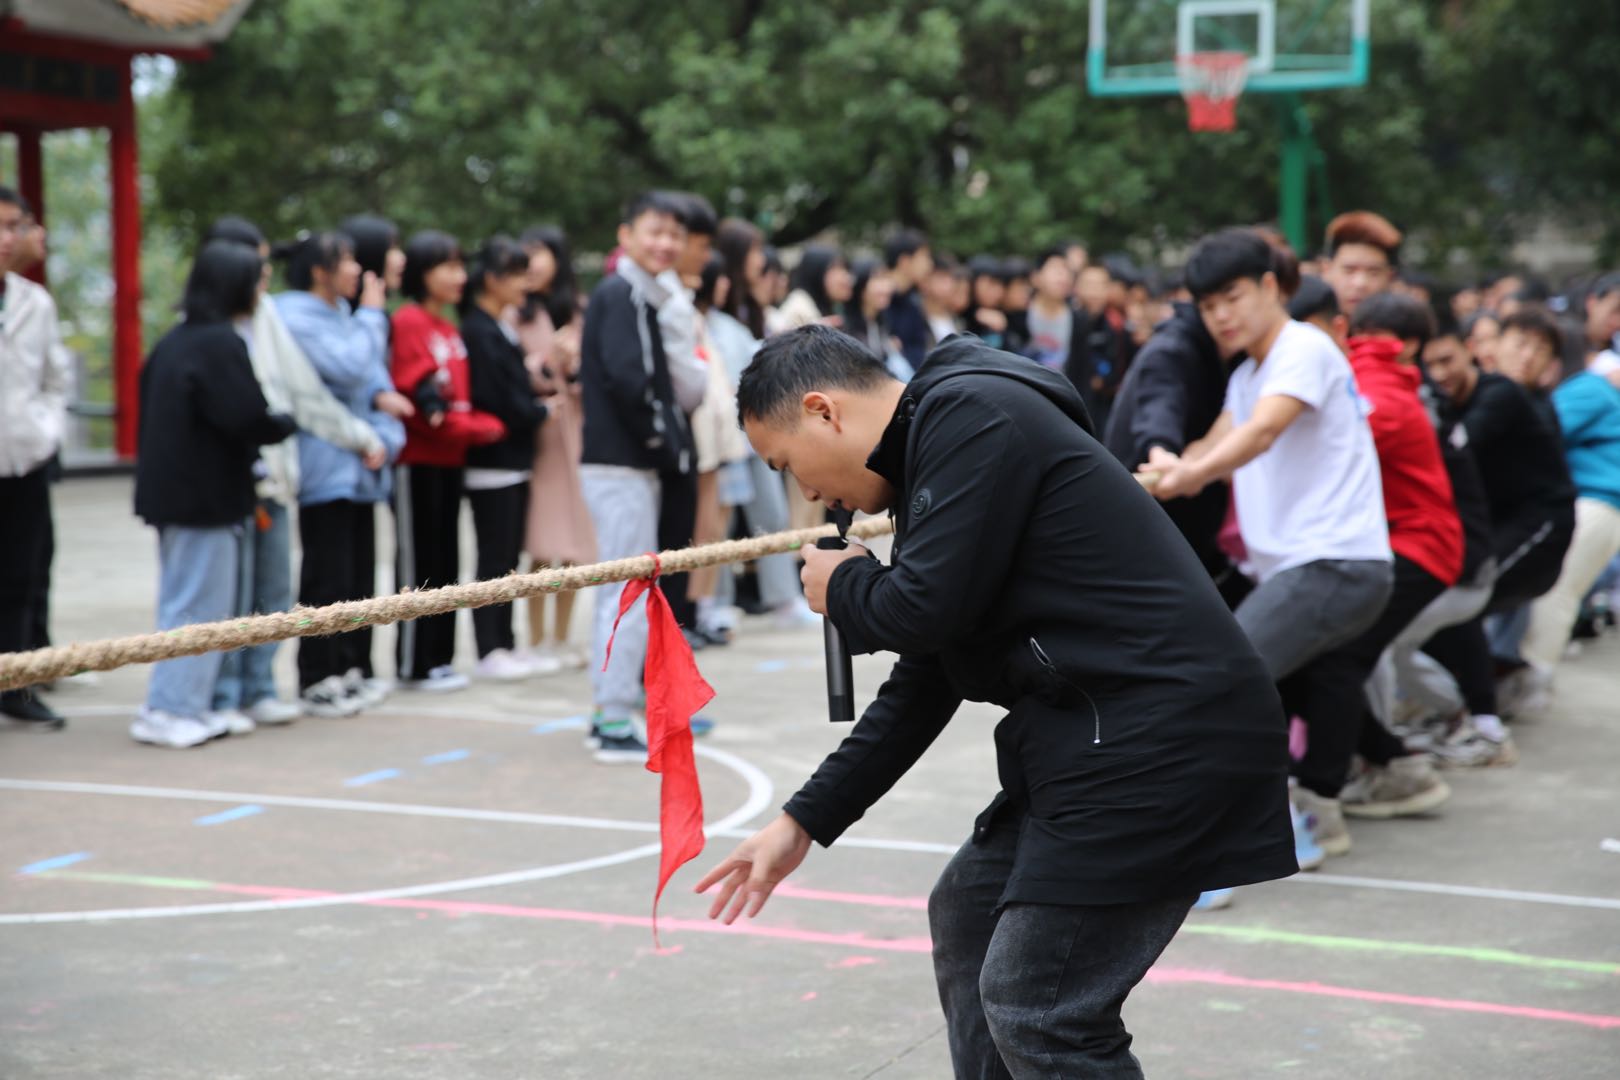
[276,231,411,718]
[1519,362,1620,692]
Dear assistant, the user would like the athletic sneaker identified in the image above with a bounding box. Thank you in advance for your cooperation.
[1432,717,1519,769]
[1497,666,1552,721]
[1193,888,1235,911]
[130,708,213,749]
[247,697,301,726]
[771,598,822,630]
[341,669,392,711]
[201,708,256,737]
[1289,783,1351,857]
[689,714,716,737]
[302,675,362,718]
[476,648,537,681]
[1340,756,1451,819]
[1290,801,1326,871]
[400,666,470,694]
[519,646,566,676]
[583,711,604,751]
[594,726,649,765]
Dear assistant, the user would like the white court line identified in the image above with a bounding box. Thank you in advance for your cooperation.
[0,745,772,926]
[6,775,1619,915]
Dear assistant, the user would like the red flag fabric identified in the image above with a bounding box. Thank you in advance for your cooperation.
[602,557,714,945]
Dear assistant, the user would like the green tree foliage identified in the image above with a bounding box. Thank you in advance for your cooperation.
[145,0,1620,265]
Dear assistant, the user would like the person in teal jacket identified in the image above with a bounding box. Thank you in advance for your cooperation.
[1519,368,1620,697]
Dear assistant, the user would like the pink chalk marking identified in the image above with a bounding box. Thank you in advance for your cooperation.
[113,876,1620,1030]
[773,883,928,910]
[1145,968,1620,1031]
[830,956,880,969]
[800,991,818,1002]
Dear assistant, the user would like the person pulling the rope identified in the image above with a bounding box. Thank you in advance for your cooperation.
[697,326,1296,1079]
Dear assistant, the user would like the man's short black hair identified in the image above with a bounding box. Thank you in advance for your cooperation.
[1500,306,1564,357]
[1184,228,1280,302]
[183,239,263,324]
[883,228,929,269]
[621,190,687,227]
[1287,274,1340,322]
[203,215,266,253]
[672,192,718,236]
[401,229,463,303]
[1350,291,1435,343]
[998,256,1033,283]
[1431,307,1462,341]
[1035,245,1069,272]
[0,185,28,215]
[737,324,894,427]
[966,254,1002,281]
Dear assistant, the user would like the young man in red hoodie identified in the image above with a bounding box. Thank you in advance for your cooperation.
[390,231,505,693]
[1336,292,1467,814]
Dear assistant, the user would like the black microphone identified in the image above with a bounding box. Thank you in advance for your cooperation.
[817,508,856,723]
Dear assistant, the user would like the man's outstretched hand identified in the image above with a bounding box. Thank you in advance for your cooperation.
[695,812,812,924]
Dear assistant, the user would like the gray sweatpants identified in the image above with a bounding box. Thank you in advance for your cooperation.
[581,465,661,720]
[1367,560,1497,724]
[1234,558,1394,681]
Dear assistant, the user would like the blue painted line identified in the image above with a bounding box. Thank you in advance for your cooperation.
[421,749,471,765]
[756,660,789,673]
[19,852,91,875]
[531,716,587,735]
[193,805,265,827]
[343,768,402,787]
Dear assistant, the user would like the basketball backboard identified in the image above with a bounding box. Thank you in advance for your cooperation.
[1088,0,1369,97]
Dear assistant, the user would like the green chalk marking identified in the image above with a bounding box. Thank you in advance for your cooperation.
[1181,923,1620,975]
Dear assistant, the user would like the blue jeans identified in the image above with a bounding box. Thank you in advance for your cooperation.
[145,524,241,719]
[930,819,1195,1078]
[213,500,292,710]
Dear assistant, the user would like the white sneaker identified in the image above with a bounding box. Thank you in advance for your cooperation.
[771,598,822,630]
[1498,666,1552,721]
[476,649,537,682]
[302,675,362,718]
[401,665,470,693]
[60,671,102,690]
[521,645,566,676]
[562,645,590,671]
[202,708,256,737]
[131,708,213,749]
[246,698,301,726]
[342,669,391,710]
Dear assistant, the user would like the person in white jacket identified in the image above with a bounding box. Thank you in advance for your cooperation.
[0,187,72,729]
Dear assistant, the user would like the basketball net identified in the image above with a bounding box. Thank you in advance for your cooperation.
[1177,51,1249,132]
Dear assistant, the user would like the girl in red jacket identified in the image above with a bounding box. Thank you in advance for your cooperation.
[390,230,505,691]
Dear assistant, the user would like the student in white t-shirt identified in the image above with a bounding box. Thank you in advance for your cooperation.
[1144,228,1397,861]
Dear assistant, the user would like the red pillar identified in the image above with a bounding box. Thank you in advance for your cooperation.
[110,60,142,461]
[15,126,45,287]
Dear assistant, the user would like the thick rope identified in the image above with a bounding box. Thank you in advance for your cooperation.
[0,518,895,692]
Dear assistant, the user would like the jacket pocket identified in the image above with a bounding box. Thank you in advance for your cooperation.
[1027,637,1103,746]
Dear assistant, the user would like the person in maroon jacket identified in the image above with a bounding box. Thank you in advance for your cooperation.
[390,230,504,692]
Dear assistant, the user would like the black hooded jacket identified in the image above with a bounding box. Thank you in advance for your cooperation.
[784,336,1297,907]
[1102,303,1233,578]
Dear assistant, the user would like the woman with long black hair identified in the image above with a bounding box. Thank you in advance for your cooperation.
[132,241,296,748]
[460,235,550,680]
[775,244,853,331]
[515,226,595,670]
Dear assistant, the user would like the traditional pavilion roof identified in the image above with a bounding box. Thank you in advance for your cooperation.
[2,0,257,49]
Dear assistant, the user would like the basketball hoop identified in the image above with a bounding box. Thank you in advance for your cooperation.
[1177,51,1249,132]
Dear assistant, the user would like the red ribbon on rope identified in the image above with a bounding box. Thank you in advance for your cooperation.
[602,553,714,945]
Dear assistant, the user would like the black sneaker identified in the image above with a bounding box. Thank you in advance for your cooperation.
[593,728,648,764]
[0,690,66,730]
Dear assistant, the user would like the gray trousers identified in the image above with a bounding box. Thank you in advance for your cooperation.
[930,820,1194,1079]
[1234,558,1394,680]
[1367,561,1496,723]
[581,466,661,720]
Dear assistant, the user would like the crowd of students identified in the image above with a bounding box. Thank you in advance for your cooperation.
[1,187,1616,836]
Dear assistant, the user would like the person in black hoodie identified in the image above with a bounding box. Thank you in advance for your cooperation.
[698,327,1295,1078]
[1103,300,1246,605]
[132,240,296,749]
[461,235,550,681]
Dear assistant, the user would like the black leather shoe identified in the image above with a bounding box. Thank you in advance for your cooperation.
[0,690,66,730]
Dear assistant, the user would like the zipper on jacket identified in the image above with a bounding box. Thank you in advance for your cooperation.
[1029,637,1101,745]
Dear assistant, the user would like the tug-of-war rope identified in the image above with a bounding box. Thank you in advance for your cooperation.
[0,517,899,692]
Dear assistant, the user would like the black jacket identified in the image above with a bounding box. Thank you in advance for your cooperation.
[1103,303,1233,578]
[462,306,547,472]
[579,275,693,474]
[1456,373,1575,537]
[134,321,296,527]
[1428,386,1494,583]
[784,338,1296,906]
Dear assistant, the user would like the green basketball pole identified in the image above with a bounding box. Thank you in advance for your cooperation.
[1277,92,1313,253]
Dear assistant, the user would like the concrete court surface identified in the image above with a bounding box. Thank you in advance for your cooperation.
[2,476,1618,1079]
